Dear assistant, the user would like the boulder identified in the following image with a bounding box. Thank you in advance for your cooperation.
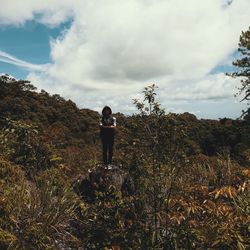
[72,164,135,202]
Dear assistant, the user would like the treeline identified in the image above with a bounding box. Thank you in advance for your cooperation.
[1,74,250,166]
[0,76,99,147]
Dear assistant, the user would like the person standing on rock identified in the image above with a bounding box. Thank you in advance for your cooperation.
[99,106,116,167]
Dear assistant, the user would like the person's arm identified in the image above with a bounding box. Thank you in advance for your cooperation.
[111,117,116,128]
[99,117,116,128]
[101,125,116,128]
[99,118,112,128]
[100,117,116,128]
[99,118,104,128]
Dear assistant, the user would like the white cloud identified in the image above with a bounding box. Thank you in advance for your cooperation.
[0,0,250,118]
[161,73,240,101]
[0,50,48,71]
[0,0,77,26]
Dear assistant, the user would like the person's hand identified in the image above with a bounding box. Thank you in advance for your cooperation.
[100,125,116,128]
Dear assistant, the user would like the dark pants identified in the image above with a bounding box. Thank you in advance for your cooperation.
[101,132,114,165]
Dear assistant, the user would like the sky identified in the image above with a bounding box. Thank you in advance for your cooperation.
[0,0,249,119]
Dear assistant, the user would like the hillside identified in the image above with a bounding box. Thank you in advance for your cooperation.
[1,74,249,166]
[0,74,249,249]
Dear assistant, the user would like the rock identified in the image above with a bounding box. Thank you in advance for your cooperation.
[72,164,135,202]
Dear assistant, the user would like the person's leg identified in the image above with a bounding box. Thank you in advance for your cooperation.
[102,138,108,165]
[107,136,114,164]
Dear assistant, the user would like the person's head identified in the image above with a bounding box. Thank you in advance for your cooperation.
[102,106,112,117]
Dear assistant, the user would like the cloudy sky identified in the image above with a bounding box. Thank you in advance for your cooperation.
[0,0,249,119]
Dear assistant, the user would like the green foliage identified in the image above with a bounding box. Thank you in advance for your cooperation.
[0,74,249,248]
[226,26,250,118]
[0,76,99,150]
[76,184,150,249]
[0,117,57,178]
[0,159,79,249]
[130,84,190,248]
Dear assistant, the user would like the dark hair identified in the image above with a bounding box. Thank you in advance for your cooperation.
[102,106,112,116]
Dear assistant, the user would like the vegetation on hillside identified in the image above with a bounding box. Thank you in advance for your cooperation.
[0,27,249,249]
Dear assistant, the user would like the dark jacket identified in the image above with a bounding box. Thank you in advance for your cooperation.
[99,115,116,139]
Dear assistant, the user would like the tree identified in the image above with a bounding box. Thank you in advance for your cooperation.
[132,84,165,246]
[227,26,250,118]
[132,84,188,248]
